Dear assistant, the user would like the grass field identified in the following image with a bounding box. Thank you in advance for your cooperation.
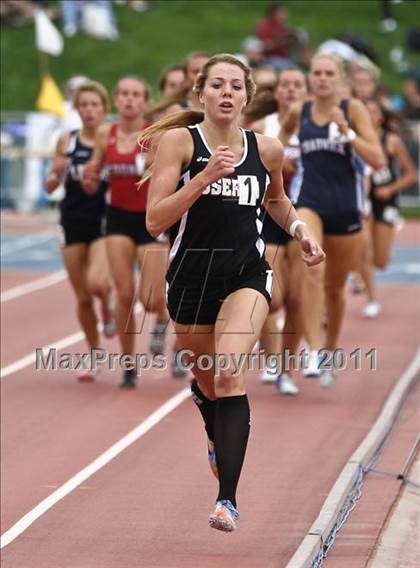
[1,0,419,111]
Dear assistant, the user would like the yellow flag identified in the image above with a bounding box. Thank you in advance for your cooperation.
[36,74,65,117]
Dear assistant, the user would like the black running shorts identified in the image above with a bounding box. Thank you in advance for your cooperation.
[372,200,400,226]
[60,217,104,247]
[167,263,273,325]
[106,205,166,246]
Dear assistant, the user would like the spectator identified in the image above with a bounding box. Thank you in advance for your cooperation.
[240,36,265,69]
[1,1,35,26]
[379,0,397,33]
[1,0,57,26]
[115,0,148,11]
[254,1,309,71]
[60,0,118,39]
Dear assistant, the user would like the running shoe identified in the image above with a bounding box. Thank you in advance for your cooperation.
[362,301,381,319]
[102,304,117,338]
[303,350,321,378]
[77,371,96,383]
[207,439,218,479]
[149,321,167,355]
[120,369,137,389]
[209,500,239,532]
[276,373,299,395]
[77,366,100,383]
[320,368,337,389]
[171,349,187,379]
[348,272,365,295]
[260,367,278,384]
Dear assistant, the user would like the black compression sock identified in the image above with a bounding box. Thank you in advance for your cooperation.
[190,379,217,442]
[214,394,250,508]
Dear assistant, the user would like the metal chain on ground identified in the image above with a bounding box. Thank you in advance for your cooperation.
[309,375,419,568]
[310,465,364,568]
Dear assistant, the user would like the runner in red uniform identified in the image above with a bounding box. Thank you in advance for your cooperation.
[83,75,169,388]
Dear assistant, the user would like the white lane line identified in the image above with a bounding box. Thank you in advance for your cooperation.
[1,271,67,303]
[0,304,143,379]
[0,331,85,379]
[1,232,57,256]
[0,386,190,549]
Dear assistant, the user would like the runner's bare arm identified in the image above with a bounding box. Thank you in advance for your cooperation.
[258,134,325,266]
[343,99,386,169]
[82,124,110,194]
[146,128,235,237]
[45,133,70,193]
[279,102,302,145]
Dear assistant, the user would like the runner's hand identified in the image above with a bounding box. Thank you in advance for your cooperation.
[373,185,394,201]
[283,156,297,175]
[82,161,101,194]
[54,156,70,178]
[201,146,235,186]
[330,106,349,136]
[300,237,326,267]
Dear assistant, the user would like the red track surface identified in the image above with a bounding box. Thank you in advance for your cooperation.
[1,220,419,568]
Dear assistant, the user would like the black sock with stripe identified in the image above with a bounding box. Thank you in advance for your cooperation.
[190,379,217,442]
[214,394,250,509]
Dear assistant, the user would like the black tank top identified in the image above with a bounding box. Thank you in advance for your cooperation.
[371,132,398,207]
[60,131,107,223]
[167,125,271,285]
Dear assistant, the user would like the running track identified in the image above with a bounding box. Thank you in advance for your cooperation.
[1,213,419,567]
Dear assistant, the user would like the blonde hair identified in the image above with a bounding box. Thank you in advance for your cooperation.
[73,81,111,113]
[139,53,255,146]
[311,52,347,80]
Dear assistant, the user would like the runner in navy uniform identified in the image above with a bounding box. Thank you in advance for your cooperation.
[359,98,416,318]
[140,54,324,532]
[46,81,115,382]
[281,54,385,388]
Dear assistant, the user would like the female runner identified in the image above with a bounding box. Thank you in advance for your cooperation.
[46,81,115,382]
[360,98,416,317]
[280,54,385,388]
[141,54,324,531]
[83,76,168,388]
[251,67,307,395]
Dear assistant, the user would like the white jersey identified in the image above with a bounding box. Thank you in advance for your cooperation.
[263,112,300,201]
[263,112,300,158]
[263,112,281,138]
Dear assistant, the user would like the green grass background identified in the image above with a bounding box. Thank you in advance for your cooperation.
[1,0,419,111]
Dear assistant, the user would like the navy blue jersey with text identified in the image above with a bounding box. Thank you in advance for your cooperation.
[296,100,363,215]
[61,131,107,222]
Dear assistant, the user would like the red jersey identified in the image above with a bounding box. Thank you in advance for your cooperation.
[255,19,290,58]
[105,123,150,212]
